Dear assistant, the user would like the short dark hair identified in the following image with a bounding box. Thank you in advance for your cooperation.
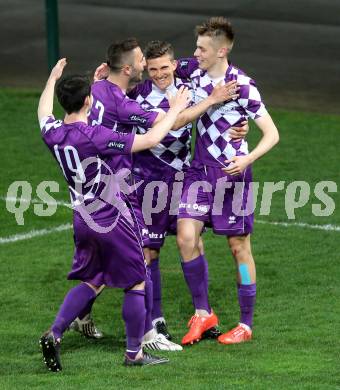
[106,37,139,72]
[56,75,91,114]
[144,40,174,60]
[195,16,234,44]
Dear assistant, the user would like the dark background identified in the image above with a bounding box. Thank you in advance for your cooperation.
[1,0,339,113]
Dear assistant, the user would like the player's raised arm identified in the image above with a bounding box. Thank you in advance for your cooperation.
[38,58,67,122]
[223,113,279,176]
[171,80,238,130]
[93,62,109,82]
[131,86,190,152]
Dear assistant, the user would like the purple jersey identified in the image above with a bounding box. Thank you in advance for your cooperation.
[128,78,192,178]
[40,116,134,220]
[89,79,158,172]
[177,58,268,168]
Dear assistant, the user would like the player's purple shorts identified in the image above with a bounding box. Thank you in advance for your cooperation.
[134,174,179,249]
[178,160,254,236]
[68,211,146,289]
[127,190,150,247]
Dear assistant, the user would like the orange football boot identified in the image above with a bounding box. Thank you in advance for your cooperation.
[218,323,252,345]
[182,311,219,345]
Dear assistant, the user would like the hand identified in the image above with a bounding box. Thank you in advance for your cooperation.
[167,86,190,113]
[94,62,110,81]
[210,80,239,104]
[50,58,67,81]
[222,155,251,176]
[229,120,249,140]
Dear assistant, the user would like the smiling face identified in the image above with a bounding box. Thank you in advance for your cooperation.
[146,54,177,91]
[194,35,220,71]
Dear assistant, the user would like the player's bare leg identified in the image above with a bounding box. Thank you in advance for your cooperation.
[143,247,151,266]
[177,218,219,345]
[218,234,255,344]
[177,218,203,261]
[197,236,204,256]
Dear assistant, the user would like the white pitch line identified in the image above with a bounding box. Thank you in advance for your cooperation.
[0,196,339,245]
[256,220,340,232]
[0,223,72,244]
[0,219,339,246]
[0,196,71,208]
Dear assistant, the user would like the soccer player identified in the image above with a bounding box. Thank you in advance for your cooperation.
[127,40,248,340]
[71,37,240,351]
[175,17,279,345]
[38,58,190,370]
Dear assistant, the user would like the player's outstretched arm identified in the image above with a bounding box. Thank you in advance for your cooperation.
[171,80,239,130]
[38,58,67,122]
[131,86,190,152]
[223,113,279,176]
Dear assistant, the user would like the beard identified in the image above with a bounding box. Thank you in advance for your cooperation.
[129,67,143,84]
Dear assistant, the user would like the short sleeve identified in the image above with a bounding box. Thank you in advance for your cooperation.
[117,96,158,129]
[39,115,62,133]
[176,58,199,79]
[90,125,135,157]
[238,79,268,120]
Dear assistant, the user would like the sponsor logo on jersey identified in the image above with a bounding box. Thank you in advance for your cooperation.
[148,232,165,239]
[107,141,125,150]
[179,60,189,68]
[129,114,147,124]
[214,101,239,114]
[179,202,208,213]
[228,215,236,224]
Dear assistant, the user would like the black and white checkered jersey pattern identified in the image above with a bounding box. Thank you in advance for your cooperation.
[131,78,193,171]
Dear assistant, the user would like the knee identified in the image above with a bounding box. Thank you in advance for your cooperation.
[129,281,145,291]
[176,229,197,253]
[150,249,160,260]
[143,247,151,265]
[228,237,251,261]
[85,283,105,295]
[197,237,204,255]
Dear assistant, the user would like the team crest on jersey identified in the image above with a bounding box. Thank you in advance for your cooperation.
[129,114,147,124]
[107,141,125,150]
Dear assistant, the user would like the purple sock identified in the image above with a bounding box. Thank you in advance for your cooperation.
[150,259,163,320]
[51,283,96,339]
[238,283,256,328]
[144,269,154,335]
[122,289,146,360]
[181,255,211,313]
[77,295,96,320]
[203,257,209,291]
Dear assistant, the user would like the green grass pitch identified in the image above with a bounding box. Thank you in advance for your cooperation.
[0,89,339,389]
